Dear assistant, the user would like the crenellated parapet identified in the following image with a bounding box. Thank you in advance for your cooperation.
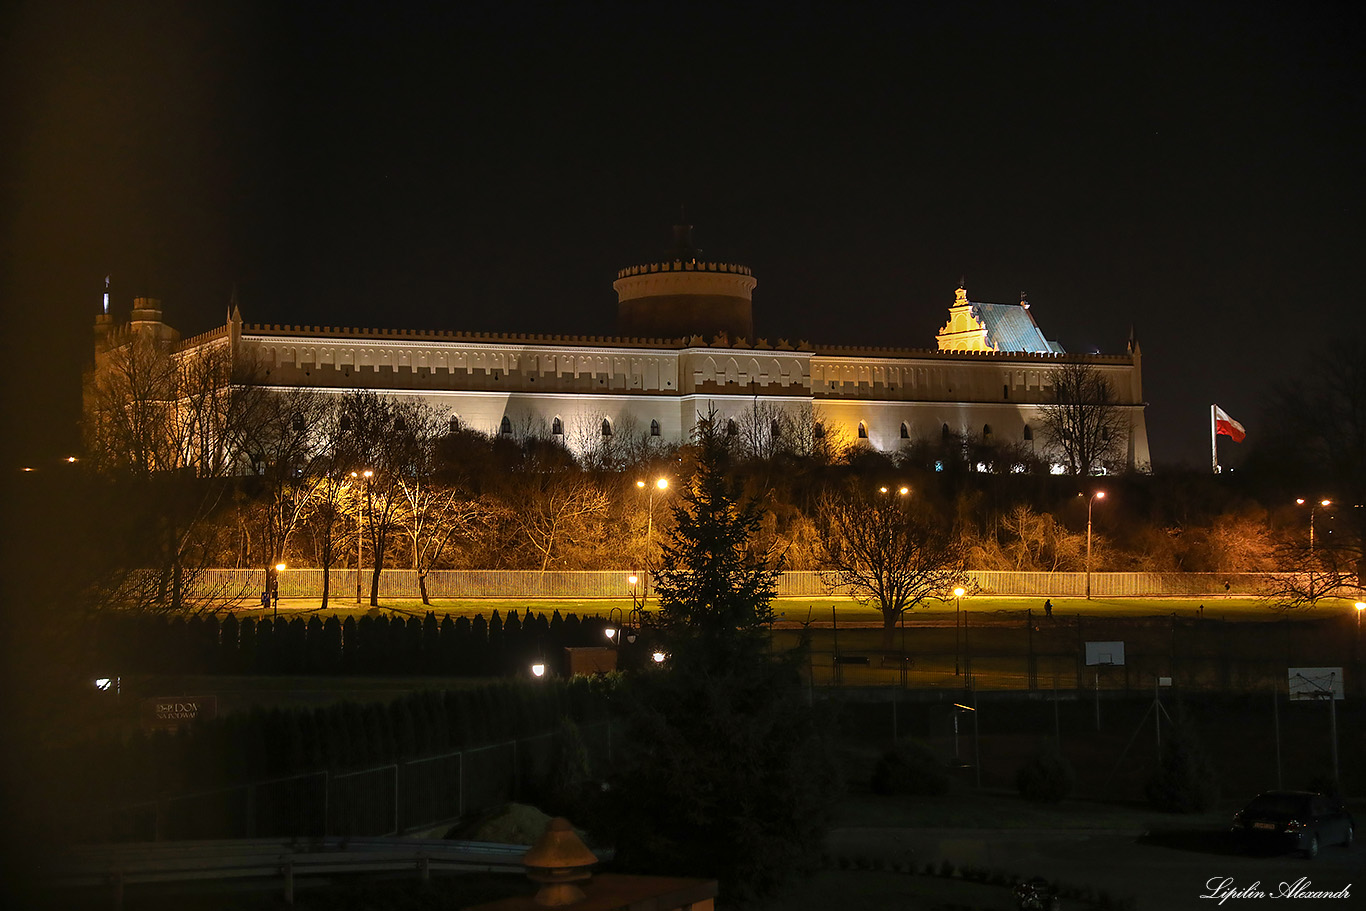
[615,261,753,279]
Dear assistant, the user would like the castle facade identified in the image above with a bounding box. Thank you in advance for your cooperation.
[90,228,1152,472]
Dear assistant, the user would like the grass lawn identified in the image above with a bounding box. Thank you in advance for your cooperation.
[242,594,1359,625]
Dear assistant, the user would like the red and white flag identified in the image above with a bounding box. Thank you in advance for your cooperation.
[1213,405,1246,442]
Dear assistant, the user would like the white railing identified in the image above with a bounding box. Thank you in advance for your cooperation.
[191,568,1299,601]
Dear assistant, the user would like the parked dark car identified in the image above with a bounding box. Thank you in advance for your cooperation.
[1229,790,1354,858]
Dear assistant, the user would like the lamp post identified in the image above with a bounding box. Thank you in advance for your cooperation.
[636,477,669,549]
[1355,602,1364,655]
[1086,491,1106,600]
[352,469,373,604]
[273,562,285,620]
[1296,498,1331,599]
[953,586,966,675]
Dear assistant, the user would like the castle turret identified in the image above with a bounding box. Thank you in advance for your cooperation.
[613,224,756,341]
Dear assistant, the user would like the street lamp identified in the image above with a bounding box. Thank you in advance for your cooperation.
[531,662,546,678]
[953,586,966,675]
[1086,491,1106,600]
[352,469,373,604]
[637,477,669,549]
[273,562,286,620]
[1296,498,1331,599]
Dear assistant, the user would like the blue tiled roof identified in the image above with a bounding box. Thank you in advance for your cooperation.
[971,302,1065,354]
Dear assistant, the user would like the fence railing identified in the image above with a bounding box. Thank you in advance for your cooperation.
[189,568,1305,601]
[103,721,611,842]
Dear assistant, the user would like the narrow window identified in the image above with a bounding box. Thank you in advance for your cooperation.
[813,423,825,440]
[770,419,781,438]
[726,419,738,436]
[448,414,461,433]
[650,419,661,437]
[552,417,563,435]
[900,422,909,439]
[340,415,351,434]
[601,419,612,437]
[1003,384,1009,399]
[983,424,993,441]
[292,414,305,433]
[857,422,868,439]
[1023,425,1033,442]
[941,423,950,441]
[500,416,512,436]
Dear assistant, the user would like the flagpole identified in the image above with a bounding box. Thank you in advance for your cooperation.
[1211,404,1218,474]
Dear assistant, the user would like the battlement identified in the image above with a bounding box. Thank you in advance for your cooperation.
[616,260,752,280]
[242,324,692,350]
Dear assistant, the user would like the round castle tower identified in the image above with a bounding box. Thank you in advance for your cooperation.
[613,224,756,341]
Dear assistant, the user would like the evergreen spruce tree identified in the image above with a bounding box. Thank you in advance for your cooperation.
[605,414,838,905]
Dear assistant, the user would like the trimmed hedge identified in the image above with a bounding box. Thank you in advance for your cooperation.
[93,609,610,677]
[73,678,614,806]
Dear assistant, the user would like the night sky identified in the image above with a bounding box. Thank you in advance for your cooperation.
[3,0,1363,470]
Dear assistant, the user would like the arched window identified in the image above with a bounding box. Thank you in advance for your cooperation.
[1023,425,1033,441]
[291,414,305,433]
[770,419,781,438]
[552,417,563,435]
[726,419,738,436]
[857,422,868,439]
[941,423,950,441]
[499,416,512,436]
[813,423,825,440]
[649,419,661,437]
[448,414,461,434]
[340,415,351,434]
[394,416,406,435]
[601,418,612,437]
[900,422,910,439]
[983,424,993,441]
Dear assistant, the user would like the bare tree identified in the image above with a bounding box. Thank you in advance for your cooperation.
[819,485,967,642]
[234,388,332,599]
[502,471,612,571]
[82,335,261,610]
[1037,362,1127,476]
[339,391,425,605]
[392,408,486,603]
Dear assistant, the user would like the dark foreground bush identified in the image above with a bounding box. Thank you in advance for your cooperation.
[1015,747,1075,803]
[870,739,953,796]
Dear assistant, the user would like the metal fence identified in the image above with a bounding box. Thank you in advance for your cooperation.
[192,568,1302,602]
[103,720,612,842]
[779,611,1366,696]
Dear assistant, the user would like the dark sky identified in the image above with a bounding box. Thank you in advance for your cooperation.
[3,0,1363,470]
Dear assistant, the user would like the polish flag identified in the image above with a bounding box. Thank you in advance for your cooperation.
[1214,406,1246,442]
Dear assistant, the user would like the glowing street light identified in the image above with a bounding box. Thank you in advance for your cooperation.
[273,562,286,620]
[1086,491,1106,600]
[637,477,670,549]
[352,469,374,604]
[1296,498,1332,599]
[953,586,966,675]
[652,651,666,664]
[531,662,546,678]
[604,627,617,642]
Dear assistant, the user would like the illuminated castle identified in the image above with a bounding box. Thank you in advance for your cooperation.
[90,226,1151,472]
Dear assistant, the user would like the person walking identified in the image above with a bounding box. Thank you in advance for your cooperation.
[1043,598,1053,619]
